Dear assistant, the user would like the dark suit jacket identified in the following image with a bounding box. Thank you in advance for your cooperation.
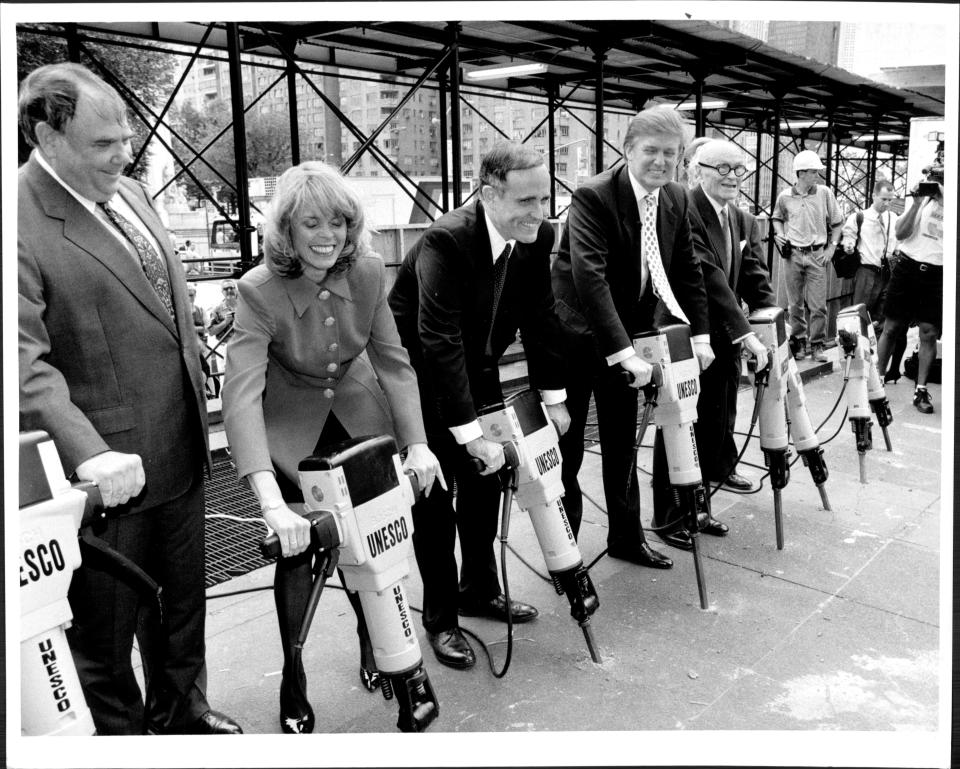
[389,199,566,429]
[18,154,208,515]
[551,164,709,356]
[687,186,776,348]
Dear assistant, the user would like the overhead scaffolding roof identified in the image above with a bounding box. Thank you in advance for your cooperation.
[60,18,944,144]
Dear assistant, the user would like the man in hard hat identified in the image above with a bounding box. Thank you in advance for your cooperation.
[771,150,843,363]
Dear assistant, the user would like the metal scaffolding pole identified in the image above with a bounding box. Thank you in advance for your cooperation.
[694,78,705,137]
[825,109,834,190]
[548,84,558,218]
[766,95,783,270]
[65,23,80,62]
[287,57,301,166]
[593,46,606,175]
[438,71,450,212]
[754,114,764,214]
[867,115,881,197]
[226,23,254,273]
[448,23,463,208]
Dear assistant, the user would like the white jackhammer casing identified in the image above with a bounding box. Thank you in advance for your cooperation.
[836,305,873,419]
[784,358,820,452]
[632,324,702,487]
[477,392,581,573]
[298,438,420,673]
[748,308,790,451]
[19,431,96,737]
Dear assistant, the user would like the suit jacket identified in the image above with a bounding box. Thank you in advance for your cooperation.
[389,200,566,430]
[18,155,208,515]
[222,259,427,483]
[551,164,709,357]
[687,186,776,348]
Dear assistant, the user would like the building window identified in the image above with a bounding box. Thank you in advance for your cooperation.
[559,124,570,137]
[556,162,567,173]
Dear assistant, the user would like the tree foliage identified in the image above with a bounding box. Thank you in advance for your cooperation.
[16,24,175,177]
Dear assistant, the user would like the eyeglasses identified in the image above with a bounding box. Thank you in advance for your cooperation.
[698,162,749,178]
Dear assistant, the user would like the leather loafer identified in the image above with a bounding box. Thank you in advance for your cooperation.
[427,628,476,669]
[185,709,243,735]
[459,594,539,624]
[656,528,693,551]
[607,542,673,569]
[715,472,754,491]
[700,515,729,537]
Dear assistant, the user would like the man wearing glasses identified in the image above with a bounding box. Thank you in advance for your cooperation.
[652,139,776,548]
[771,150,843,363]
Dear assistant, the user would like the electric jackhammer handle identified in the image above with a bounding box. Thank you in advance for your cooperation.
[466,442,521,474]
[619,362,664,394]
[747,350,773,384]
[76,481,105,529]
[260,508,339,560]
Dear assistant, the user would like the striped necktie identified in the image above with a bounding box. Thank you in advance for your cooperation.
[720,206,732,277]
[101,201,176,320]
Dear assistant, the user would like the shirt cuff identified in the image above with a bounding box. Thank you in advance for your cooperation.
[691,334,710,345]
[605,347,635,366]
[539,389,566,406]
[731,332,752,344]
[449,420,483,445]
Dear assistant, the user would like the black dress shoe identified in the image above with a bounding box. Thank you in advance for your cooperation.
[459,594,539,624]
[656,528,693,551]
[700,515,729,536]
[359,666,381,692]
[714,472,753,491]
[607,542,673,568]
[427,628,476,669]
[186,709,243,735]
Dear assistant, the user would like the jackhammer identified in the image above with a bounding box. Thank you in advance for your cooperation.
[19,431,98,736]
[749,308,832,548]
[260,435,438,732]
[835,304,888,482]
[632,324,711,610]
[476,390,601,663]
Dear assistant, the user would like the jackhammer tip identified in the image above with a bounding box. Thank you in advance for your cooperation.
[858,454,868,484]
[818,485,832,511]
[581,623,602,664]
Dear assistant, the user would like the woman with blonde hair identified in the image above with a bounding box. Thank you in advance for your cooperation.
[223,161,443,733]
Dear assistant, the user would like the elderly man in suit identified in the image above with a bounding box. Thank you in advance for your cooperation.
[551,105,713,570]
[18,63,240,735]
[652,139,776,549]
[389,142,570,670]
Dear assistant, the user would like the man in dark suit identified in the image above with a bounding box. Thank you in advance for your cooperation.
[551,105,713,569]
[389,142,570,669]
[652,139,776,549]
[18,63,240,735]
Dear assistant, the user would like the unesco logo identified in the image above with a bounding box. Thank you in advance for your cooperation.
[310,485,324,503]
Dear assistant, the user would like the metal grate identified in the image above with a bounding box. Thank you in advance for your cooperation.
[204,456,271,588]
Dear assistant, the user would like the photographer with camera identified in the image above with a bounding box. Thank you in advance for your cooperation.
[771,150,844,363]
[874,166,944,414]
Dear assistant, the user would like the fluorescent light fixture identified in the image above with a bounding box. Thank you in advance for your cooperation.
[464,62,548,81]
[779,120,828,130]
[671,99,728,111]
[852,133,907,143]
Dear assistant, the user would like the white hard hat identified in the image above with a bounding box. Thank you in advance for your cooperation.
[793,150,825,172]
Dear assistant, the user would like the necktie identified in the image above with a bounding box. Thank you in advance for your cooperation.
[642,193,689,324]
[100,202,176,320]
[719,206,732,278]
[486,243,512,355]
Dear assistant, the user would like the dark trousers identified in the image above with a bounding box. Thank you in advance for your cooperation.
[67,472,208,735]
[557,329,648,549]
[411,426,503,633]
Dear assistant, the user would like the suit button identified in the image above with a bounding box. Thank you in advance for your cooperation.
[326,362,337,373]
[328,342,339,352]
[323,388,335,399]
[324,316,335,327]
[319,290,330,300]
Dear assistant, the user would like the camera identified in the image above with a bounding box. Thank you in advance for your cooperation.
[780,241,793,259]
[915,164,944,198]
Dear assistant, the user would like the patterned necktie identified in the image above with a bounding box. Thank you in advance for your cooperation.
[642,193,689,324]
[719,205,732,278]
[486,243,512,355]
[100,202,176,320]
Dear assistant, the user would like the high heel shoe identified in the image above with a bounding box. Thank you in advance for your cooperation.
[884,371,901,384]
[279,672,315,734]
[359,666,381,692]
